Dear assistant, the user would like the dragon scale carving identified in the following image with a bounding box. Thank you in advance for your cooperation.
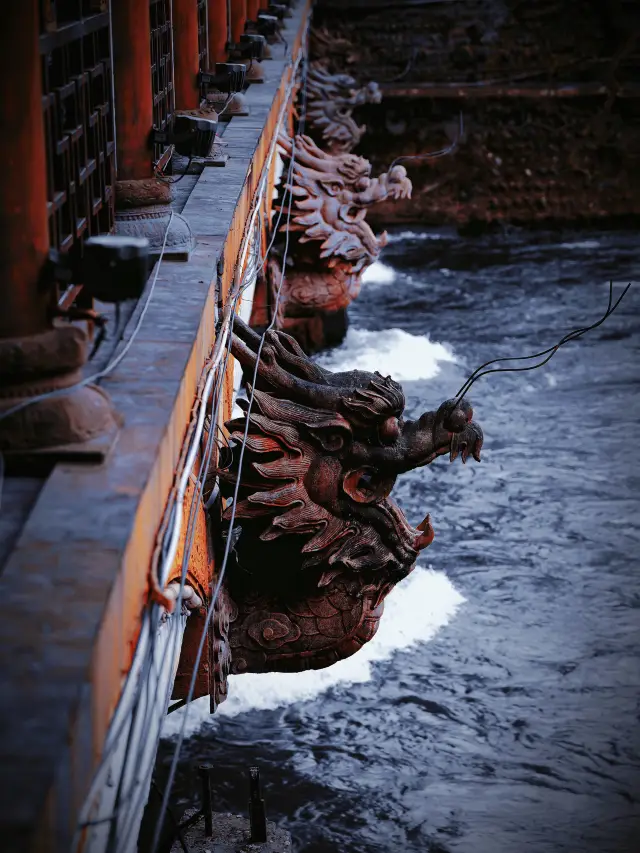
[216,319,483,674]
[272,133,411,338]
[306,61,382,154]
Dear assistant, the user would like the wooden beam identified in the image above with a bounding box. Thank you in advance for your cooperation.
[381,81,640,99]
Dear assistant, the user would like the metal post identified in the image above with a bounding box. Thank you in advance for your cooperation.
[248,766,268,843]
[198,764,214,837]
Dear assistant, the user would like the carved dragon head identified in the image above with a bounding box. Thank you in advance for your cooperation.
[278,133,411,276]
[306,62,382,154]
[216,320,482,674]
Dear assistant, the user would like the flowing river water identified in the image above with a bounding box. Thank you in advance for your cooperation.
[160,227,640,853]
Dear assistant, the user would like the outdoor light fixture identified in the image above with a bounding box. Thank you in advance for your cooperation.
[255,13,278,37]
[47,236,150,304]
[200,62,247,94]
[229,33,267,61]
[264,4,287,19]
[151,114,218,159]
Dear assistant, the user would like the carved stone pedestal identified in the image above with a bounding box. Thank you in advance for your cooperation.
[0,326,119,460]
[206,91,250,117]
[244,59,266,83]
[115,178,195,260]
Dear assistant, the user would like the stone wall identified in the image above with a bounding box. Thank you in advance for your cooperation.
[312,0,640,226]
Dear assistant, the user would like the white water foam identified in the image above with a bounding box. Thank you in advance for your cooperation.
[315,327,456,382]
[557,240,601,250]
[386,230,449,244]
[162,567,465,736]
[361,261,397,285]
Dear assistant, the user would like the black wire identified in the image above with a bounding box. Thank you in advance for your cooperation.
[388,110,464,172]
[353,112,463,209]
[455,282,632,402]
[155,156,196,184]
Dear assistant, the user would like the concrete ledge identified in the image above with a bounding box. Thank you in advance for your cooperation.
[0,2,311,850]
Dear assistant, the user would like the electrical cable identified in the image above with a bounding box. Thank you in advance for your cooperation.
[149,37,310,853]
[454,282,632,402]
[0,212,175,426]
[86,44,308,851]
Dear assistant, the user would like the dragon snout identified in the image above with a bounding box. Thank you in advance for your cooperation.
[449,422,483,464]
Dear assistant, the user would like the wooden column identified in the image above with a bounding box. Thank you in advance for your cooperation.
[208,0,228,64]
[0,0,51,338]
[230,0,247,45]
[111,0,154,181]
[247,0,261,20]
[174,0,201,110]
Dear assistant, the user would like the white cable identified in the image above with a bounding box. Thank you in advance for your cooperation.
[0,212,175,425]
[155,47,305,590]
[149,31,310,852]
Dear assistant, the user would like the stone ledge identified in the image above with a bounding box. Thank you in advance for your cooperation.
[0,2,311,849]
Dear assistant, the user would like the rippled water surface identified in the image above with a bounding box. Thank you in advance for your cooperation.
[161,228,640,853]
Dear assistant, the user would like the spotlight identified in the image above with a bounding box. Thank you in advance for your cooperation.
[151,114,218,159]
[47,236,150,303]
[264,4,287,18]
[255,13,278,37]
[230,33,267,61]
[199,62,247,94]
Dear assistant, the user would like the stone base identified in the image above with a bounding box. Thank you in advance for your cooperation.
[115,203,195,261]
[171,811,292,853]
[244,60,266,83]
[0,326,120,462]
[207,92,250,118]
[203,136,230,167]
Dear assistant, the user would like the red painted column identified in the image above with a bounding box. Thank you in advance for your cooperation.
[173,0,201,110]
[111,0,155,181]
[208,0,228,64]
[230,0,247,45]
[247,0,261,21]
[0,0,51,337]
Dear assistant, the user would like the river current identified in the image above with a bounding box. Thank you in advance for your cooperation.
[161,227,640,853]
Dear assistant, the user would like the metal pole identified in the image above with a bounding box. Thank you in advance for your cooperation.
[198,764,214,837]
[248,767,267,843]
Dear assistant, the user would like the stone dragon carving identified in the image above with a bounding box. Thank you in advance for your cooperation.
[271,132,411,349]
[216,318,483,674]
[306,61,382,154]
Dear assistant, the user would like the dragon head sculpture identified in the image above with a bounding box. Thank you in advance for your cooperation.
[306,61,383,154]
[216,319,482,675]
[273,133,412,327]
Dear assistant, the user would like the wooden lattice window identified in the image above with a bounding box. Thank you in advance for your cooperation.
[39,0,116,270]
[197,0,209,71]
[150,0,175,168]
